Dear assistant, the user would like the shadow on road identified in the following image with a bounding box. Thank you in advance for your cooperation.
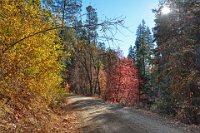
[63,96,144,133]
[66,96,124,112]
[61,95,189,133]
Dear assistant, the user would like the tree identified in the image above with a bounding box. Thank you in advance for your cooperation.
[106,57,139,106]
[86,5,98,44]
[134,20,154,105]
[74,5,99,95]
[128,45,135,61]
[42,0,82,26]
[153,0,200,124]
[0,0,63,108]
[135,20,154,78]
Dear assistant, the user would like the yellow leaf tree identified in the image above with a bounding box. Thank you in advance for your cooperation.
[0,0,63,103]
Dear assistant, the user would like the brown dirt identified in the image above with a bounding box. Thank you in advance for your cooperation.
[0,95,81,133]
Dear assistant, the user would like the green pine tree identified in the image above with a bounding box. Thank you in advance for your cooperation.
[134,20,154,104]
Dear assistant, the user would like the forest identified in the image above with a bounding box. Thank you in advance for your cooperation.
[0,0,200,132]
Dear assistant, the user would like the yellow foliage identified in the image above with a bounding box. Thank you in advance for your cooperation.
[99,69,107,97]
[0,0,63,103]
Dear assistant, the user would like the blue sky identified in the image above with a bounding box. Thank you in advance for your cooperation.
[82,0,159,56]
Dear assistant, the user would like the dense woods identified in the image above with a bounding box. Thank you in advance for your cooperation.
[128,0,200,124]
[152,0,200,124]
[0,0,199,131]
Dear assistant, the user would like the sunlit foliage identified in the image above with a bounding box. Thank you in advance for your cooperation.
[106,58,139,106]
[0,0,63,103]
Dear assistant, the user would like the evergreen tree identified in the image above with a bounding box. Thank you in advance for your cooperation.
[135,20,153,78]
[134,20,154,104]
[128,45,135,61]
[153,0,200,123]
[86,5,98,44]
[42,0,82,26]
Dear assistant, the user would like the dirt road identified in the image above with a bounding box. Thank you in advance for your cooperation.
[66,95,196,133]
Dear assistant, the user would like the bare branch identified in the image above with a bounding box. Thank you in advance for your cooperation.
[2,18,124,54]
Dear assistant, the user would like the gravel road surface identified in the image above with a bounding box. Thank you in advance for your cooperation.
[66,95,196,133]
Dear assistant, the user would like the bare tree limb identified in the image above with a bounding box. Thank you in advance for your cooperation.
[2,19,124,54]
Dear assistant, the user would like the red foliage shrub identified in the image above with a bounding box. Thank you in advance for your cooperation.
[106,57,140,106]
